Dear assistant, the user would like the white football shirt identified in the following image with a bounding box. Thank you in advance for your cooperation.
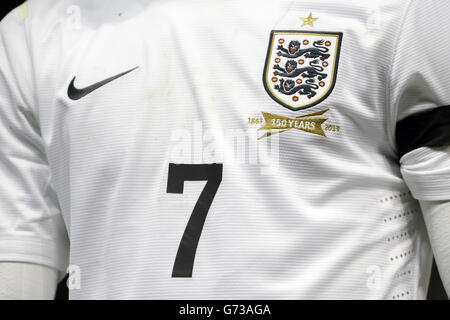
[1,0,450,299]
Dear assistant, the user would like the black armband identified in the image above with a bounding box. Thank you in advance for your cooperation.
[396,105,450,158]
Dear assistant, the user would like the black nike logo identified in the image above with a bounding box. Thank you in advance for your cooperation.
[68,66,139,101]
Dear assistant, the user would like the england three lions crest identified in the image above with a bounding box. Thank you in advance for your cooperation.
[263,31,343,111]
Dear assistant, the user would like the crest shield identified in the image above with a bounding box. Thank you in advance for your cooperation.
[263,31,343,111]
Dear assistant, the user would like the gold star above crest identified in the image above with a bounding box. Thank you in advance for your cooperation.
[301,13,319,27]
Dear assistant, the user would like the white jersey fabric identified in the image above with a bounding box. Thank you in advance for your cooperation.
[1,0,450,300]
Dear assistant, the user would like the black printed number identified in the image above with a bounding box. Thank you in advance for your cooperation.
[167,163,223,278]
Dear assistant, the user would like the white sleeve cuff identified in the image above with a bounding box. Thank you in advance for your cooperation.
[0,236,69,274]
[400,147,450,201]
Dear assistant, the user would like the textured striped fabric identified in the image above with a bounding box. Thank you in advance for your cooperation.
[0,0,449,299]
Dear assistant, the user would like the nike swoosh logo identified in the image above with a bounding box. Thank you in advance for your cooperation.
[68,66,139,101]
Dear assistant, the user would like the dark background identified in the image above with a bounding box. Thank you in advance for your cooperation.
[1,1,448,300]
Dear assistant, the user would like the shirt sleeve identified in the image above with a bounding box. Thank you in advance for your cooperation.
[390,0,450,201]
[0,5,69,273]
